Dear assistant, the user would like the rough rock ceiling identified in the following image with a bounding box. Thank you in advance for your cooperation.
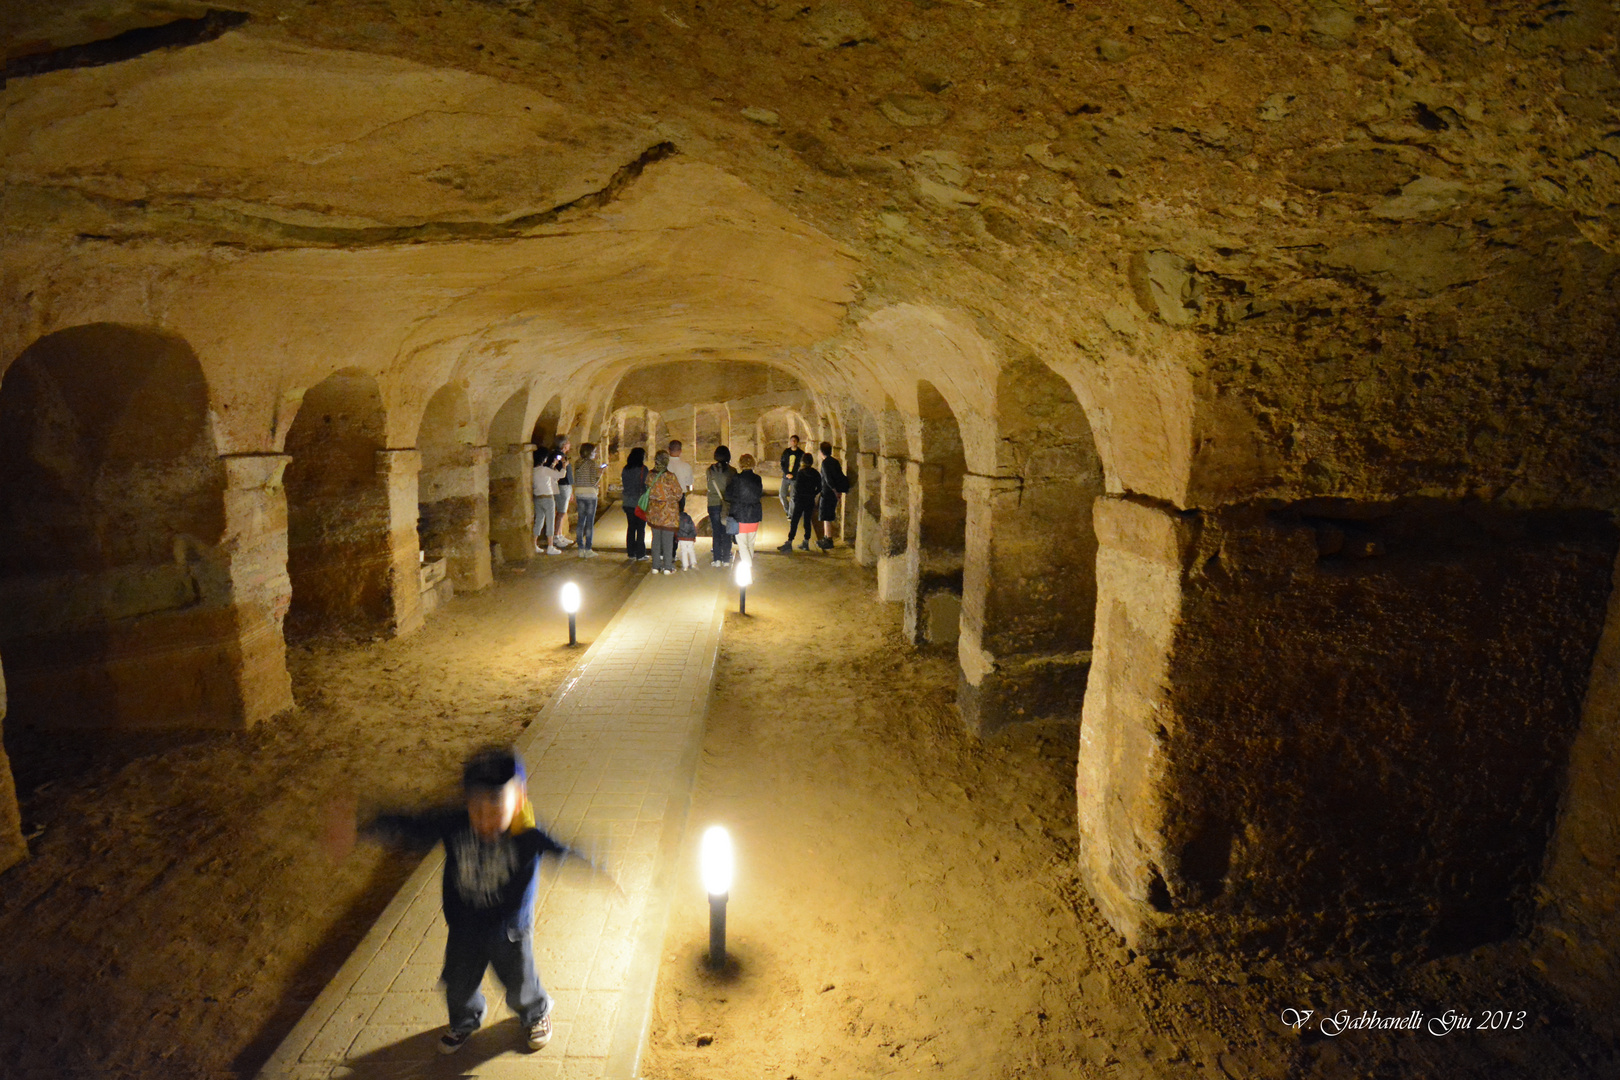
[5,0,1620,507]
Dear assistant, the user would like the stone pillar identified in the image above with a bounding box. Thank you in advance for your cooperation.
[855,451,882,568]
[957,474,1098,736]
[489,442,536,566]
[1078,495,1617,954]
[220,454,296,727]
[875,454,910,601]
[418,444,493,593]
[0,663,25,875]
[377,449,425,638]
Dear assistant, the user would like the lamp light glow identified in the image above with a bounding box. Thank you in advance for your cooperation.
[733,561,752,589]
[560,581,581,645]
[701,825,734,896]
[702,825,733,968]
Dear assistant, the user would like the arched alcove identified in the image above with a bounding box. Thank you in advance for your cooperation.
[283,372,392,639]
[417,382,492,593]
[906,380,968,645]
[487,389,535,565]
[0,324,284,737]
[757,406,813,477]
[530,393,562,451]
[957,356,1104,735]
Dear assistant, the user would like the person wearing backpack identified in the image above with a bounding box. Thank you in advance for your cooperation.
[815,441,849,552]
[620,446,649,562]
[705,445,737,568]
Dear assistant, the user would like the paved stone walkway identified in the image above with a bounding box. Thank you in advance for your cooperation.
[258,566,731,1080]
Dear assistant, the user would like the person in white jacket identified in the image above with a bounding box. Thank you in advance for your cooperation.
[532,450,565,555]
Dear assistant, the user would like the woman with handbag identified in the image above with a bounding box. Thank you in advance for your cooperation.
[644,449,685,574]
[723,453,765,565]
[620,446,649,562]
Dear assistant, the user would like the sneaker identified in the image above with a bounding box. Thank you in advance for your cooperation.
[583,550,598,559]
[556,536,574,548]
[778,542,793,553]
[798,542,809,551]
[545,545,561,555]
[439,1027,475,1055]
[526,1014,553,1051]
[636,555,651,562]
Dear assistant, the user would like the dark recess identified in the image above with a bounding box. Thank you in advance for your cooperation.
[4,10,249,84]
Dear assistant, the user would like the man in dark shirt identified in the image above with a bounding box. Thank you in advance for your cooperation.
[778,434,809,515]
[356,747,571,1055]
[778,458,822,552]
[815,441,849,551]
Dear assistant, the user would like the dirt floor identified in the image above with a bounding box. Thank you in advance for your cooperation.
[2,500,1619,1079]
[0,538,641,1079]
[644,511,1620,1080]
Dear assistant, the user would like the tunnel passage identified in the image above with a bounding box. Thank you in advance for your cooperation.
[283,372,394,639]
[0,325,261,734]
[904,381,968,645]
[417,382,492,593]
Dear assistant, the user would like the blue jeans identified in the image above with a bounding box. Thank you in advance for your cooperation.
[443,923,550,1033]
[575,497,597,551]
[708,506,731,563]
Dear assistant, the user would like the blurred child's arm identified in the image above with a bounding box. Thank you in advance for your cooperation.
[361,807,460,851]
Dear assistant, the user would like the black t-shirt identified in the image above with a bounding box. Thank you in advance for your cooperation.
[365,807,568,934]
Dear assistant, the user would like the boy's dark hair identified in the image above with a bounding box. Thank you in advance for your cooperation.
[713,444,731,464]
[463,746,526,793]
[579,442,596,459]
[819,441,832,456]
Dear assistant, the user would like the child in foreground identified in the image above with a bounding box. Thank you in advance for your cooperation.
[338,746,571,1055]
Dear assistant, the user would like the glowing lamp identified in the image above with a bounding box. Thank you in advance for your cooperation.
[734,560,751,615]
[702,825,733,967]
[560,581,581,645]
[701,825,733,895]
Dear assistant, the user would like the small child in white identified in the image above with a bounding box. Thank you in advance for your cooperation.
[676,498,698,570]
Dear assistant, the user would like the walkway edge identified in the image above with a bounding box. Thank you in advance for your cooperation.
[604,589,727,1080]
[255,568,665,1080]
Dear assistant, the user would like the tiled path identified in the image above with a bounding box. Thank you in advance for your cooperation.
[258,567,731,1080]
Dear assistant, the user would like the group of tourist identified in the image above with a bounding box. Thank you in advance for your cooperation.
[775,434,847,553]
[530,435,603,558]
[534,435,848,573]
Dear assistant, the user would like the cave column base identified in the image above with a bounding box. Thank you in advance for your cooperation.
[220,453,296,727]
[377,449,426,638]
[490,442,536,567]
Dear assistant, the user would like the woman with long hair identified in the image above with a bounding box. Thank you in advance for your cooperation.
[620,446,649,561]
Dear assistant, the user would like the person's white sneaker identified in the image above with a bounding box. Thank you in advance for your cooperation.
[555,536,574,548]
[545,545,561,555]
